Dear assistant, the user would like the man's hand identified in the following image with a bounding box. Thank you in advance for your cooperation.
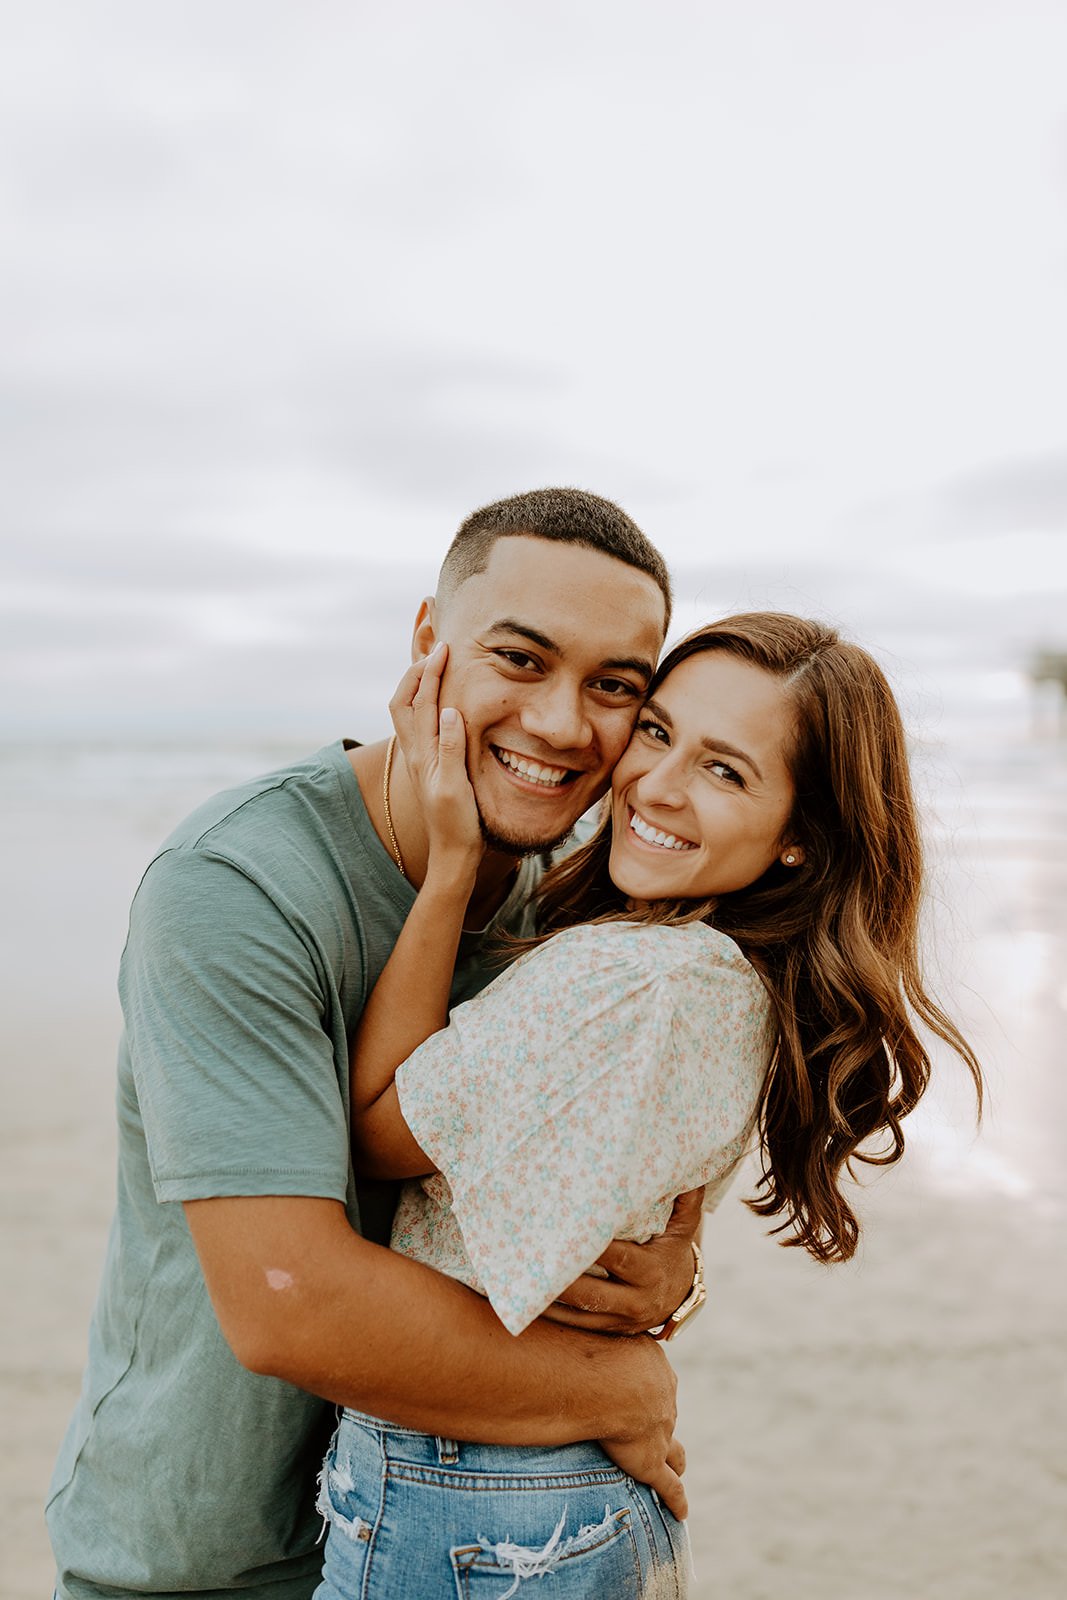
[541,1188,704,1335]
[597,1336,688,1520]
[602,1432,688,1522]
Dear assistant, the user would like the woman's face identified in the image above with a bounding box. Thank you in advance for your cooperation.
[608,650,801,902]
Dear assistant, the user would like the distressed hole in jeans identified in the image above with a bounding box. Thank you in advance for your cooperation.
[452,1504,636,1598]
[315,1458,372,1545]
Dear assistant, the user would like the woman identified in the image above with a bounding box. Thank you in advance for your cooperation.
[315,613,982,1600]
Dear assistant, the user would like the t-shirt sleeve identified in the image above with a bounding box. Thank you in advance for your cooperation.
[120,847,351,1203]
[395,925,773,1334]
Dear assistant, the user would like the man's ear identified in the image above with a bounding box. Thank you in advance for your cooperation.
[411,597,438,662]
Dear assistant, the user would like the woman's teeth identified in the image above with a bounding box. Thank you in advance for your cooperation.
[494,748,569,787]
[629,810,695,851]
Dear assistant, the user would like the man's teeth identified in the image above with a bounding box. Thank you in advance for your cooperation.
[495,749,569,787]
[629,810,695,851]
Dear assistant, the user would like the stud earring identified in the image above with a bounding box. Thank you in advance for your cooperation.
[784,852,797,865]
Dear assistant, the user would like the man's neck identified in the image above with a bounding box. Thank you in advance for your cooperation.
[462,849,524,932]
[348,741,522,928]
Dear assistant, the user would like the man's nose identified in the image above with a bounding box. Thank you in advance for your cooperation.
[519,680,593,750]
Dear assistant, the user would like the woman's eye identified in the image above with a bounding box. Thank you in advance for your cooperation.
[636,718,669,743]
[708,760,744,787]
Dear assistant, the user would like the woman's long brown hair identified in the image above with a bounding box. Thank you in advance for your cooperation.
[517,613,983,1265]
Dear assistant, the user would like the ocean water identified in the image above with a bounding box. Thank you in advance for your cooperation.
[3,649,1064,1204]
[4,553,1066,1195]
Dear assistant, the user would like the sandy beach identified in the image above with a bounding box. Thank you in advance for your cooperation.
[2,729,1065,1600]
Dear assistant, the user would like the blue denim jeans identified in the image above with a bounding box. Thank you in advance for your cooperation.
[314,1409,689,1599]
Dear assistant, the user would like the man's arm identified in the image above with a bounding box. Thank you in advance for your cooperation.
[184,1193,687,1518]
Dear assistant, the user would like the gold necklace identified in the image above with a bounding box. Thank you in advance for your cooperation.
[382,735,406,878]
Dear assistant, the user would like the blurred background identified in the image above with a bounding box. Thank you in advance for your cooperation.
[2,3,1065,1597]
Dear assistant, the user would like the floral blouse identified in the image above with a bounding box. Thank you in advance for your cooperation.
[392,919,776,1336]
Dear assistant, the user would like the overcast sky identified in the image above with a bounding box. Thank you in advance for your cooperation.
[2,1,1065,737]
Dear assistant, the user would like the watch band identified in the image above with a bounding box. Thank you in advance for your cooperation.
[649,1240,707,1342]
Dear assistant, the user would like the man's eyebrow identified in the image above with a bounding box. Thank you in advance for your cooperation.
[485,620,654,682]
[643,697,764,781]
[603,655,655,684]
[485,619,560,653]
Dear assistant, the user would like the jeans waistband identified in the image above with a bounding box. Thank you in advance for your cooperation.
[338,1408,623,1478]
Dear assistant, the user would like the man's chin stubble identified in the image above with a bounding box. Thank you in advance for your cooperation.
[478,812,578,860]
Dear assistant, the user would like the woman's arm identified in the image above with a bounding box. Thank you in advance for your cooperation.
[348,880,467,1176]
[350,646,483,1176]
[351,651,711,1337]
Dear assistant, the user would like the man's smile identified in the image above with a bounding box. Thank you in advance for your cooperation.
[491,744,578,790]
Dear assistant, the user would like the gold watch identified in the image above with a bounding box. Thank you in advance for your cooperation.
[649,1241,706,1342]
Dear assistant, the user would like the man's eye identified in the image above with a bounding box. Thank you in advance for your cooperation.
[494,650,539,671]
[593,677,642,698]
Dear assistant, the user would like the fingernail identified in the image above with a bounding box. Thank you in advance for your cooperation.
[440,707,457,727]
[430,640,446,656]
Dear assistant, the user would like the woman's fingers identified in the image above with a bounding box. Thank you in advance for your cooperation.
[390,642,448,756]
[436,709,482,856]
[388,658,425,720]
[388,659,429,749]
[387,645,480,863]
[436,707,469,794]
[437,704,463,748]
[411,641,447,743]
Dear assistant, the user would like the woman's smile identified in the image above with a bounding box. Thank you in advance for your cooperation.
[626,805,697,852]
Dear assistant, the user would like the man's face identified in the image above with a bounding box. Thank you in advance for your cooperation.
[416,536,667,855]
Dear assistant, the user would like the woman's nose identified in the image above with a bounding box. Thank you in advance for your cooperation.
[634,754,687,810]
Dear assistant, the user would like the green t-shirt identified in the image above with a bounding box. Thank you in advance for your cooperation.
[47,741,539,1600]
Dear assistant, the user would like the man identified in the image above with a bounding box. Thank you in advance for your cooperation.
[48,488,703,1600]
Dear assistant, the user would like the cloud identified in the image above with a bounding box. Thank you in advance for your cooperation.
[939,451,1067,535]
[838,448,1067,587]
[289,349,676,507]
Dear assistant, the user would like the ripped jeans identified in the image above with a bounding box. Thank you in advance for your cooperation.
[314,1409,689,1600]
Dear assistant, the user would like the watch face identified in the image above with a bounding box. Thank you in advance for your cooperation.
[654,1241,706,1340]
[667,1283,707,1337]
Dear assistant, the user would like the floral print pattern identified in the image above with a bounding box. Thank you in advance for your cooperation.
[393,920,776,1335]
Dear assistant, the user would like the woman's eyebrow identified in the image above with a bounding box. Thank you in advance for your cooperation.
[485,620,654,682]
[701,737,763,782]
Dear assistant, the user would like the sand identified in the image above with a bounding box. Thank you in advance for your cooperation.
[2,739,1064,1600]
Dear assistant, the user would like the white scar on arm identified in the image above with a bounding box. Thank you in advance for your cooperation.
[265,1268,295,1291]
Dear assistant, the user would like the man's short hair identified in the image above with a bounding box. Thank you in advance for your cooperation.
[437,487,672,630]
